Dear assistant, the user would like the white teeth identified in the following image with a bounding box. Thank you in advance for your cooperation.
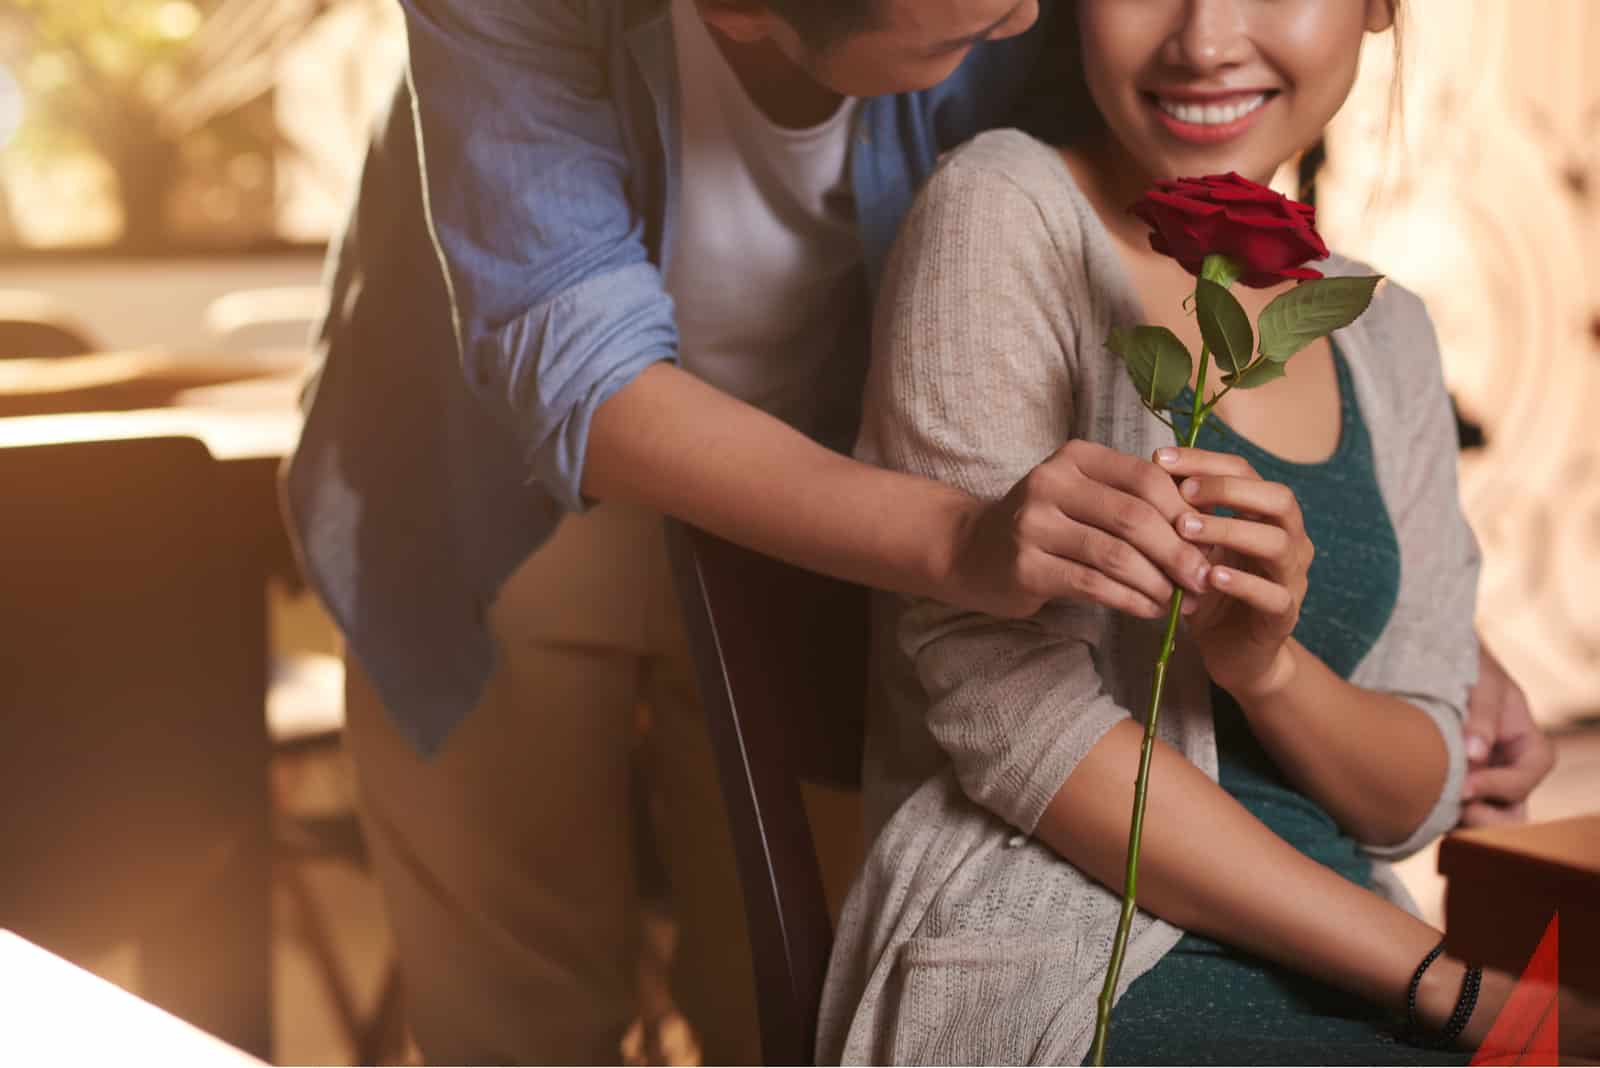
[1156,93,1267,126]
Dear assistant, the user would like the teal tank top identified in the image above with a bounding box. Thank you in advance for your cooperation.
[1171,346,1401,887]
[1105,349,1465,1065]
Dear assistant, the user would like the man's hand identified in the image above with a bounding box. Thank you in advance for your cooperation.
[945,440,1215,620]
[1459,640,1556,827]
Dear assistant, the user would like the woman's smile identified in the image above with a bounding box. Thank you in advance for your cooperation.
[1146,89,1277,145]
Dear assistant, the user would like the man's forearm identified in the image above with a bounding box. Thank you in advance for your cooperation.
[1236,641,1450,847]
[582,362,974,600]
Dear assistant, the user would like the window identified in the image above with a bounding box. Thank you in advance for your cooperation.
[0,0,402,255]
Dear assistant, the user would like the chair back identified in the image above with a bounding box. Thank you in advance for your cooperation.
[0,290,98,358]
[0,435,272,1056]
[205,286,325,352]
[664,520,867,1066]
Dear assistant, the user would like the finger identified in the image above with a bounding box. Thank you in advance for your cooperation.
[1206,564,1294,618]
[1176,512,1297,580]
[1154,447,1258,481]
[1459,800,1529,828]
[1463,692,1501,765]
[1063,441,1192,519]
[1033,551,1166,619]
[1045,454,1214,593]
[1463,753,1551,807]
[1464,647,1509,759]
[1180,475,1302,530]
[1039,513,1178,607]
[1071,442,1192,521]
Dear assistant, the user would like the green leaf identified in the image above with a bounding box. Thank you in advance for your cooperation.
[1196,278,1254,375]
[1257,276,1384,363]
[1108,325,1193,410]
[1222,359,1288,390]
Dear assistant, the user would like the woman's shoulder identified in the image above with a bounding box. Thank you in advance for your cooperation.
[915,129,1095,241]
[1322,251,1447,393]
[935,129,1071,189]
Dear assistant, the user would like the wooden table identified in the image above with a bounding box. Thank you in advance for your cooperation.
[0,347,307,418]
[0,930,266,1066]
[1440,812,1600,995]
[0,362,306,1059]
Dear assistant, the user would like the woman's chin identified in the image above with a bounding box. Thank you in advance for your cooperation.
[1134,141,1280,186]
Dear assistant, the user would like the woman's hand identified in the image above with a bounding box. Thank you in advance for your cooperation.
[946,440,1216,620]
[1156,447,1314,700]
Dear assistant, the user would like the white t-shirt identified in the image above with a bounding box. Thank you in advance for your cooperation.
[666,0,865,438]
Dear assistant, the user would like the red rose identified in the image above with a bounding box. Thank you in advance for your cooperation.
[1131,173,1329,289]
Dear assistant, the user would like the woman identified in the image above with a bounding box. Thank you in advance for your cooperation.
[819,2,1594,1063]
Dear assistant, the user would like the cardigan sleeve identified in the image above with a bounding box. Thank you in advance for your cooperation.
[857,135,1136,834]
[1347,281,1481,861]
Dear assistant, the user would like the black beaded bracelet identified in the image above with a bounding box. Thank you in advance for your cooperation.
[1405,941,1446,1036]
[1405,940,1483,1050]
[1438,964,1483,1048]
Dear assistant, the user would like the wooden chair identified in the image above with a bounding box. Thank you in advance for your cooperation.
[205,286,325,352]
[0,435,273,1058]
[0,290,99,359]
[267,650,410,1066]
[664,520,869,1065]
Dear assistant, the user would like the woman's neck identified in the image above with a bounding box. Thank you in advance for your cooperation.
[1059,133,1163,256]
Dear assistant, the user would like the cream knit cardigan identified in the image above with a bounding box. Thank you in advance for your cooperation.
[816,131,1480,1065]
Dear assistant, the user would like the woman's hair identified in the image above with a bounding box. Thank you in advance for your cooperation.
[765,0,880,49]
[1309,1,1407,205]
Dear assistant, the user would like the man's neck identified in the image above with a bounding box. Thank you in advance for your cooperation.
[706,28,846,130]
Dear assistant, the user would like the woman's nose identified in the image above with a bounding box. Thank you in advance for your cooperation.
[1166,0,1252,74]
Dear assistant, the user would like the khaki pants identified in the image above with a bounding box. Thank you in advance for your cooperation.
[343,503,768,1064]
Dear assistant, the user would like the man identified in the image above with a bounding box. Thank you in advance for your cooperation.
[284,0,1552,1061]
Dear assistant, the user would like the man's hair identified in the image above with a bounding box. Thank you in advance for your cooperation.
[765,0,880,49]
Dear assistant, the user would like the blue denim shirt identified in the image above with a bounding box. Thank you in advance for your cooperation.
[285,0,1062,756]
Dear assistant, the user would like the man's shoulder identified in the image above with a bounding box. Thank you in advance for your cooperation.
[517,0,664,40]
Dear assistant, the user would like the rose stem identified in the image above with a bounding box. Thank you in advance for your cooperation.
[1090,342,1212,1066]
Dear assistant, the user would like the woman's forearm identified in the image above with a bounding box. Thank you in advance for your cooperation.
[1235,641,1450,847]
[1037,719,1440,1011]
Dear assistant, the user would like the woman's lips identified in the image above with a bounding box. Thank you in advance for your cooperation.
[1148,91,1273,145]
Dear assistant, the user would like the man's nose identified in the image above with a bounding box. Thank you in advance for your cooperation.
[989,0,1043,43]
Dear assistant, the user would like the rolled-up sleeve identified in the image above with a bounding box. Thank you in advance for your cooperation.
[401,0,677,510]
[860,150,1127,833]
[1350,284,1482,862]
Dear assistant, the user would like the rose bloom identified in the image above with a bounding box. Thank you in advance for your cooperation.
[1131,173,1329,289]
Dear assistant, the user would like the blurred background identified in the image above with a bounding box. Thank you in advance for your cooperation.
[0,0,400,344]
[0,2,408,1065]
[0,2,1593,1066]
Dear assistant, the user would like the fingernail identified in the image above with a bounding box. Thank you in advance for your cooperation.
[1180,515,1203,535]
[1461,779,1476,801]
[1212,567,1231,586]
[1194,564,1211,588]
[1157,448,1179,466]
[1182,479,1200,499]
[1466,735,1490,762]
